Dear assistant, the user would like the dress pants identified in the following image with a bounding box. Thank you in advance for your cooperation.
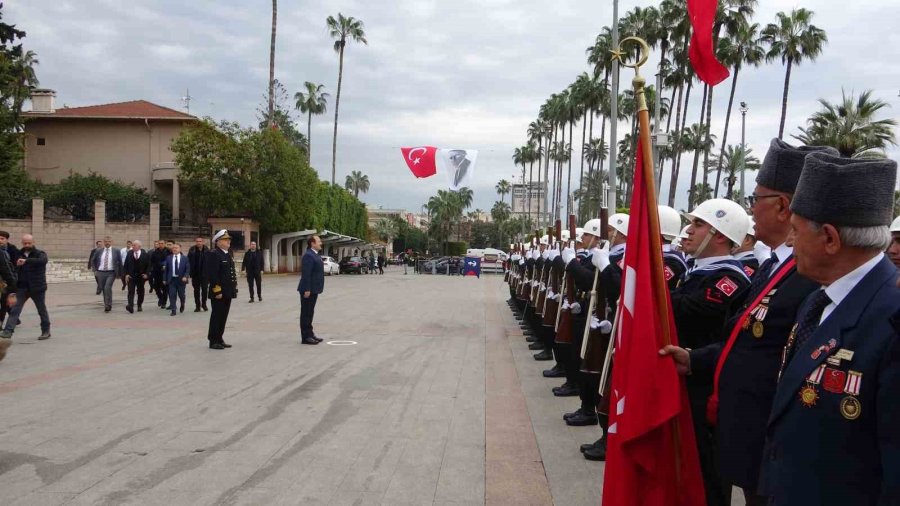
[3,288,50,334]
[247,272,262,300]
[167,279,186,311]
[300,293,318,339]
[192,278,207,309]
[96,270,116,308]
[208,297,231,344]
[127,277,146,308]
[152,273,167,306]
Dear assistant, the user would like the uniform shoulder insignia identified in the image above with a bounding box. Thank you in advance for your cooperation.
[715,276,739,297]
[743,265,755,277]
[617,259,624,270]
[664,265,674,281]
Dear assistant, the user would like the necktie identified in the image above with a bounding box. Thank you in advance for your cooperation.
[791,289,832,355]
[744,252,779,304]
[174,256,179,277]
[102,248,109,270]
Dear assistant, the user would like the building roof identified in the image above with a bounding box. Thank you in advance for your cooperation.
[24,100,198,121]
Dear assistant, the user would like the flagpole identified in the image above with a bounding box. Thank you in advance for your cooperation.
[607,0,620,215]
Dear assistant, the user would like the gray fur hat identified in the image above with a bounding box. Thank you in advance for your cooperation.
[756,139,839,194]
[791,152,897,227]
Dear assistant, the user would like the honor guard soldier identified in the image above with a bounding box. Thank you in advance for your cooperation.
[663,139,837,505]
[659,205,689,290]
[734,216,760,277]
[758,153,900,506]
[206,230,237,350]
[889,216,900,269]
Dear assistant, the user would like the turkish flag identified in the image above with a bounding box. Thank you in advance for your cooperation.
[688,0,729,86]
[603,139,706,506]
[400,146,438,178]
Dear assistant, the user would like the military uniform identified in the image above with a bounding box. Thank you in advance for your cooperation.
[735,250,760,279]
[205,240,237,349]
[662,243,688,291]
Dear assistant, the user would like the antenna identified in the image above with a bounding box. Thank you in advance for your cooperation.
[181,88,193,113]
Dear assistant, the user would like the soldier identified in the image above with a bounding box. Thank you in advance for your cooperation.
[659,205,689,290]
[149,240,170,309]
[755,153,900,505]
[206,230,237,350]
[734,216,760,277]
[188,237,209,312]
[662,139,837,505]
[889,216,900,269]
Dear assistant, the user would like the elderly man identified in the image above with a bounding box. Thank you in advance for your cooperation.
[756,153,900,505]
[298,235,325,345]
[92,236,122,313]
[241,241,264,303]
[0,234,50,340]
[889,216,900,269]
[206,230,237,350]
[123,240,150,313]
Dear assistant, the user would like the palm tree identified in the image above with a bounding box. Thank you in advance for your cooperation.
[762,9,828,139]
[344,170,370,198]
[793,90,898,158]
[294,82,329,163]
[687,182,714,205]
[326,13,368,185]
[706,145,760,198]
[583,137,608,176]
[373,218,399,245]
[714,20,765,195]
[267,0,277,128]
[495,179,511,207]
[491,201,511,224]
[683,123,717,208]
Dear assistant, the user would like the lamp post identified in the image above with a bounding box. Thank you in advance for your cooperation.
[739,101,749,199]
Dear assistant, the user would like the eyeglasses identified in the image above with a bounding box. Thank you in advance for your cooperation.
[745,194,782,207]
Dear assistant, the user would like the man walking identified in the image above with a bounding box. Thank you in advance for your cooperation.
[92,236,122,312]
[298,235,324,345]
[206,230,237,350]
[149,240,170,309]
[188,237,209,312]
[241,241,264,303]
[0,231,20,327]
[0,234,51,340]
[124,240,150,313]
[119,240,132,291]
[88,240,102,294]
[0,244,16,361]
[165,243,189,316]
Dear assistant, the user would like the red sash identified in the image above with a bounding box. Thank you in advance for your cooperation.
[706,258,796,425]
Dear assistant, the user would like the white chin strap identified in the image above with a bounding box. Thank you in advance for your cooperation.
[610,230,619,245]
[694,229,717,258]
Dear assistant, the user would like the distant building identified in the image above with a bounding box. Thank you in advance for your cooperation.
[511,181,548,225]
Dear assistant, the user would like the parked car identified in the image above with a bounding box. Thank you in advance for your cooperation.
[321,256,340,276]
[339,256,370,274]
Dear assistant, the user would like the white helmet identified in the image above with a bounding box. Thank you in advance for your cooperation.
[678,225,690,239]
[539,235,549,246]
[658,205,682,240]
[746,215,756,238]
[891,216,900,233]
[582,219,603,238]
[575,227,585,242]
[686,198,749,245]
[561,230,571,242]
[609,213,630,237]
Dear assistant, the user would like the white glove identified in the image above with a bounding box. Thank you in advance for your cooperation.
[590,244,610,272]
[547,289,555,300]
[531,249,539,260]
[590,317,613,333]
[561,246,576,265]
[547,248,560,262]
[541,249,549,260]
[518,258,525,266]
[570,302,582,314]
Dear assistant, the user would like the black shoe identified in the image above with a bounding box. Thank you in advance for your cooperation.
[583,439,607,461]
[137,305,142,312]
[180,305,184,313]
[222,343,232,348]
[202,305,208,311]
[166,306,174,311]
[249,299,254,303]
[258,296,262,302]
[528,342,544,350]
[313,337,323,343]
[542,365,566,378]
[553,383,580,397]
[194,308,202,312]
[533,350,553,361]
[564,408,586,421]
[522,330,535,337]
[38,332,51,341]
[301,338,319,345]
[566,411,599,426]
[104,306,111,313]
[580,438,603,453]
[170,311,176,316]
[96,288,101,295]
[209,343,226,350]
[525,336,540,343]
[126,305,134,313]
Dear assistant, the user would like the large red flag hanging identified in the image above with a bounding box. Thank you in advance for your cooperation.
[602,139,706,506]
[400,146,438,178]
[687,0,729,86]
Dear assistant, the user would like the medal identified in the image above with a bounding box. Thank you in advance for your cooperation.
[752,321,765,338]
[822,368,846,394]
[844,370,862,395]
[840,396,861,420]
[742,317,751,331]
[799,384,819,407]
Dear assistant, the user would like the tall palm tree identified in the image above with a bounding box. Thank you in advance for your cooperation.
[344,170,370,198]
[266,0,278,128]
[793,90,898,158]
[762,9,828,139]
[294,82,329,163]
[684,123,717,208]
[706,145,760,198]
[326,13,368,185]
[373,218,399,244]
[495,179,511,207]
[714,20,764,195]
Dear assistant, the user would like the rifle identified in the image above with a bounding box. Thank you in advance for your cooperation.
[580,221,611,375]
[529,230,544,308]
[554,214,577,342]
[535,226,553,315]
[542,220,562,326]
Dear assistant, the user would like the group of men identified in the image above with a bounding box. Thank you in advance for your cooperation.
[505,138,900,506]
[0,232,51,350]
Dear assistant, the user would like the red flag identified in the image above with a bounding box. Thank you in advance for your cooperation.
[602,139,706,506]
[687,0,729,86]
[400,146,438,178]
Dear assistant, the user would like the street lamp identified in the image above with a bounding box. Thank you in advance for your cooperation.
[739,101,749,199]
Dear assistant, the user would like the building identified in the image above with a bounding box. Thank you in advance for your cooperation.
[511,181,548,225]
[22,89,199,229]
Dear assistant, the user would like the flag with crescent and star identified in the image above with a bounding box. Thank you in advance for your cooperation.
[400,147,479,191]
[400,146,439,178]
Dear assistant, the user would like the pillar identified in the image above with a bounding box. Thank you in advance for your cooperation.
[94,200,106,241]
[31,198,44,245]
[171,179,180,232]
[149,202,160,243]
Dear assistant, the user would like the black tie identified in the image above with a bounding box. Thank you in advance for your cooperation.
[792,289,832,354]
[744,252,779,303]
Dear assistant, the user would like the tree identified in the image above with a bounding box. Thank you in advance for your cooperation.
[706,145,760,199]
[258,80,307,152]
[762,9,828,139]
[373,217,399,244]
[267,0,277,128]
[0,3,38,173]
[344,170,370,198]
[687,182,713,206]
[495,179,511,206]
[793,89,898,158]
[491,201,511,224]
[326,13,367,185]
[683,123,716,208]
[294,81,328,163]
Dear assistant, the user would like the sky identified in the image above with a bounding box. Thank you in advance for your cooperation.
[7,0,900,215]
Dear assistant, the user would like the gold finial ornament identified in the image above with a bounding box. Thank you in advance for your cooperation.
[611,36,651,74]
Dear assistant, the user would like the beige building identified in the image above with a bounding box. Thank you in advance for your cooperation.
[511,181,548,225]
[22,89,199,228]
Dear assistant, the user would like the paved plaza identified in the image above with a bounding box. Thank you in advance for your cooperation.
[0,268,607,505]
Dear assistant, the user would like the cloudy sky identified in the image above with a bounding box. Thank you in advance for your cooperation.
[7,0,900,215]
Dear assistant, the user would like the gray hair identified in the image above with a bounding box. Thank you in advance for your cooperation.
[809,221,890,251]
[133,240,142,247]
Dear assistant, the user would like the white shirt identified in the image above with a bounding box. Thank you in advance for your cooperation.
[820,253,884,323]
[770,242,793,274]
[99,247,113,270]
[689,254,733,273]
[609,243,626,257]
[734,250,756,262]
[120,247,129,262]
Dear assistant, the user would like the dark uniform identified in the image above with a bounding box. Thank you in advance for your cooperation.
[205,247,237,348]
[123,249,150,312]
[188,244,209,311]
[735,251,760,279]
[662,244,689,291]
[242,249,264,302]
[149,246,170,308]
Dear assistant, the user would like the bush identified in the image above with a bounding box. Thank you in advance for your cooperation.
[446,241,468,256]
[0,168,42,218]
[44,172,152,221]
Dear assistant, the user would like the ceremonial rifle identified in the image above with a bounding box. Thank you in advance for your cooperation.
[535,225,554,315]
[542,220,562,326]
[554,214,577,342]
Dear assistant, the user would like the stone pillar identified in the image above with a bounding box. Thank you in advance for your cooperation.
[149,202,160,243]
[94,200,106,241]
[171,179,180,232]
[31,198,44,244]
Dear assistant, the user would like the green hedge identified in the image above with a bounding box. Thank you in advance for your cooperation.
[313,182,367,238]
[0,168,42,218]
[446,241,468,256]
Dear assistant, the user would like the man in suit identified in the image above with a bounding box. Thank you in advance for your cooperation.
[92,236,123,313]
[164,243,189,316]
[119,240,132,291]
[188,237,209,312]
[757,153,900,505]
[662,139,837,505]
[0,234,50,340]
[0,231,21,327]
[149,240,170,309]
[241,241,264,303]
[123,240,150,313]
[206,230,237,350]
[88,240,102,295]
[298,235,325,345]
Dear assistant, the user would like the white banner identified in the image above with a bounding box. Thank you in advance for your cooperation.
[437,148,478,191]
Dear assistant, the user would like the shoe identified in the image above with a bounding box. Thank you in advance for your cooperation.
[258,296,262,302]
[533,350,553,361]
[0,338,10,362]
[209,343,226,350]
[542,365,566,378]
[564,408,586,421]
[126,306,134,314]
[249,299,254,303]
[553,383,580,397]
[105,306,111,313]
[580,438,602,453]
[521,330,535,337]
[180,305,184,313]
[165,306,174,311]
[38,332,51,341]
[96,288,101,295]
[170,311,176,316]
[121,285,125,291]
[525,336,540,343]
[137,306,143,312]
[0,330,12,339]
[566,411,599,426]
[313,337,323,343]
[222,343,232,348]
[202,305,208,311]
[301,338,319,345]
[194,308,202,312]
[583,439,607,461]
[528,342,544,350]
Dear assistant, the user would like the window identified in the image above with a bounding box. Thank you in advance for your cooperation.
[36,137,46,146]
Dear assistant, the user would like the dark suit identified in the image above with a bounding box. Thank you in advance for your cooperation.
[92,246,123,309]
[690,256,818,497]
[188,245,209,310]
[205,248,237,345]
[2,247,50,335]
[759,257,900,506]
[149,247,170,307]
[165,253,189,314]
[123,249,150,310]
[241,249,264,300]
[298,248,324,340]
